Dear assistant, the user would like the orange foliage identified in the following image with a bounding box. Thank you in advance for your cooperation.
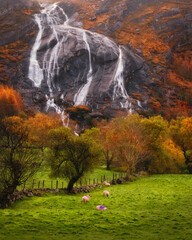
[148,98,162,113]
[66,105,91,113]
[27,113,62,149]
[172,51,192,81]
[0,40,28,62]
[164,100,192,120]
[0,85,24,118]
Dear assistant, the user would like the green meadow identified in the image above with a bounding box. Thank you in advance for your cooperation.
[1,174,192,240]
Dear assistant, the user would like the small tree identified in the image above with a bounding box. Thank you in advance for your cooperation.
[0,116,41,208]
[48,127,102,192]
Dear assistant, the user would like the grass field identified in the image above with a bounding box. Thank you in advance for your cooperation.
[1,174,192,240]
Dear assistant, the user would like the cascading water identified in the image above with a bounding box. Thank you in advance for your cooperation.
[73,31,93,106]
[112,47,132,110]
[28,13,44,87]
[28,2,134,122]
[28,2,71,125]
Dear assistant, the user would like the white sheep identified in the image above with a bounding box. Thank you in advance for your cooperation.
[103,181,110,186]
[103,190,110,197]
[96,205,107,210]
[81,195,91,203]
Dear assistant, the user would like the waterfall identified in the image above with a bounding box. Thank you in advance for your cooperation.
[29,3,70,125]
[113,46,131,110]
[74,31,93,106]
[28,2,133,120]
[28,14,44,87]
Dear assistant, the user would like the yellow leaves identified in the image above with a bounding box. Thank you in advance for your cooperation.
[163,139,185,164]
[181,117,192,134]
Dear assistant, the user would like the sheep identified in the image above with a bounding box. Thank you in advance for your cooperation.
[81,195,91,203]
[103,181,110,186]
[96,205,107,210]
[103,190,110,197]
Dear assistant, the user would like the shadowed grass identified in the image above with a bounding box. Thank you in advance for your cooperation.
[1,175,192,240]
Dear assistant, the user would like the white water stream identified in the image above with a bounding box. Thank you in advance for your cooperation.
[73,31,93,105]
[28,14,44,87]
[112,47,132,110]
[28,2,133,119]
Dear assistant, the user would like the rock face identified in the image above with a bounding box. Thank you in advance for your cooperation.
[24,1,151,116]
[1,0,191,118]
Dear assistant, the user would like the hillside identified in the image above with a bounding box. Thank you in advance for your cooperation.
[0,0,191,119]
[0,175,192,240]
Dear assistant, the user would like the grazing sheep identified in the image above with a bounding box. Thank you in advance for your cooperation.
[81,195,91,203]
[96,205,107,210]
[103,190,110,197]
[103,181,110,186]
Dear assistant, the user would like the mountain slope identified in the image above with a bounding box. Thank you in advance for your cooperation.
[0,0,191,119]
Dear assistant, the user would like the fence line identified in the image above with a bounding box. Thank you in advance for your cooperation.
[22,172,127,190]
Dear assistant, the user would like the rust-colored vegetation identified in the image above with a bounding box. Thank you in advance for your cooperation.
[0,85,24,118]
[0,40,29,83]
[66,105,91,113]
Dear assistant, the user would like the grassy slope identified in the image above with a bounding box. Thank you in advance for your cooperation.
[1,175,192,240]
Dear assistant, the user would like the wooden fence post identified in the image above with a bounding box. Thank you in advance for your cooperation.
[32,179,35,189]
[56,180,58,189]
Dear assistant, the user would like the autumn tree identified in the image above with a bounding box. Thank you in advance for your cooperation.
[105,115,148,174]
[27,113,62,151]
[98,120,115,170]
[0,116,41,208]
[141,115,170,173]
[170,117,192,173]
[0,85,24,120]
[48,127,102,192]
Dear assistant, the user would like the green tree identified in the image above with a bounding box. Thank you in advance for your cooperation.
[48,127,102,192]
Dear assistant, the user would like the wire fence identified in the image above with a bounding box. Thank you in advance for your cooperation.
[22,172,127,190]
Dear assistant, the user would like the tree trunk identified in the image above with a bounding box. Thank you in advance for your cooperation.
[183,149,192,173]
[106,160,111,170]
[0,185,16,208]
[67,177,79,193]
[105,151,114,170]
